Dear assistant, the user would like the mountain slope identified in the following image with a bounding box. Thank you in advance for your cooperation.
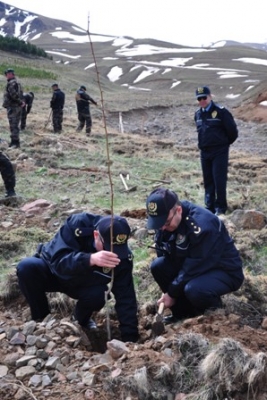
[1,1,267,103]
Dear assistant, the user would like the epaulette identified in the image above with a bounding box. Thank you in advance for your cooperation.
[185,215,202,234]
[74,226,94,237]
[213,102,225,110]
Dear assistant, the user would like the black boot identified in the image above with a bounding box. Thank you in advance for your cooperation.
[5,189,16,197]
[9,140,20,149]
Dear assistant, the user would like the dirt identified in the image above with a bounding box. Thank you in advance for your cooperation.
[1,94,267,400]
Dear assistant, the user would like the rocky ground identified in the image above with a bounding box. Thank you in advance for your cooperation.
[0,95,267,400]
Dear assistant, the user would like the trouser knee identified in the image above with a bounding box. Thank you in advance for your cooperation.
[184,283,222,311]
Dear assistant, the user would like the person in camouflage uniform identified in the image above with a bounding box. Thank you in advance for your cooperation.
[21,91,34,130]
[50,84,65,133]
[2,68,25,148]
[75,85,97,136]
[0,151,16,197]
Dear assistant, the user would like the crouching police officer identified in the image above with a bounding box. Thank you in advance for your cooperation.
[146,187,244,324]
[17,214,139,343]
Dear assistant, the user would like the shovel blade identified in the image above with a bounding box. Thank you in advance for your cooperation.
[151,302,165,336]
[152,320,165,336]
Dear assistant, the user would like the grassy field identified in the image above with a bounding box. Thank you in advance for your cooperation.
[0,48,267,298]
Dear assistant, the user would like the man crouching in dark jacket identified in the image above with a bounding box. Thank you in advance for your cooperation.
[17,213,139,343]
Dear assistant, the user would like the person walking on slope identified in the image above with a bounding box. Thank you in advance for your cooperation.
[21,91,34,130]
[50,83,65,133]
[2,68,25,148]
[75,85,97,136]
[194,86,238,216]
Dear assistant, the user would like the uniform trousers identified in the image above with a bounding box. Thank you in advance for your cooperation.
[200,145,229,214]
[17,257,107,326]
[7,106,21,142]
[151,256,243,318]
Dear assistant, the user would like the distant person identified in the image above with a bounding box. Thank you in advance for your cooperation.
[146,187,244,324]
[21,91,34,130]
[194,86,238,215]
[16,214,139,343]
[0,151,16,197]
[50,83,65,133]
[75,85,97,136]
[2,68,25,148]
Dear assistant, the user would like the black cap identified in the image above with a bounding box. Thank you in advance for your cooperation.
[4,68,14,75]
[29,91,34,98]
[51,83,58,88]
[80,85,86,91]
[97,216,130,258]
[195,86,211,98]
[146,188,178,229]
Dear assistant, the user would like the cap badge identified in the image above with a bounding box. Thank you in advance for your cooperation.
[114,234,127,245]
[148,202,157,215]
[197,87,205,94]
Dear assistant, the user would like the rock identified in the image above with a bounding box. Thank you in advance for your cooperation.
[16,355,36,367]
[82,371,96,386]
[106,339,130,359]
[0,365,8,377]
[10,332,26,345]
[230,209,266,230]
[15,365,36,379]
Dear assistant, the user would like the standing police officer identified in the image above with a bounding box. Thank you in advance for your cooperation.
[75,85,97,136]
[50,83,65,133]
[194,86,238,215]
[146,187,244,324]
[2,68,25,148]
[17,213,139,343]
[21,91,34,130]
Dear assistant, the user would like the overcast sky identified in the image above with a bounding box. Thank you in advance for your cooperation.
[4,0,267,47]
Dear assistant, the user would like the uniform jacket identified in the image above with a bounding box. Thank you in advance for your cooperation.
[154,201,244,298]
[75,90,97,114]
[39,212,138,340]
[23,93,34,114]
[50,89,65,109]
[194,101,238,150]
[2,78,23,108]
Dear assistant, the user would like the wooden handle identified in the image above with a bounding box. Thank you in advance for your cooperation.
[158,302,164,315]
[119,174,129,191]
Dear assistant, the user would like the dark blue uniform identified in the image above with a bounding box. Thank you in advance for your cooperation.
[17,213,139,343]
[151,201,244,318]
[194,101,238,214]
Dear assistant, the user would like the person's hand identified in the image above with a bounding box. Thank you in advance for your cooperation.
[21,101,25,108]
[90,250,120,268]
[157,293,176,308]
